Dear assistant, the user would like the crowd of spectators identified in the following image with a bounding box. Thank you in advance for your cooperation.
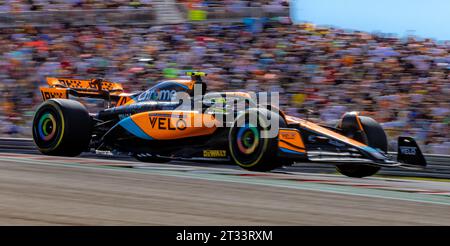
[0,0,289,12]
[0,16,449,153]
[0,0,154,12]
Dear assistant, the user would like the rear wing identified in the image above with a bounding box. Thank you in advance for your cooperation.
[44,77,123,95]
[40,77,133,106]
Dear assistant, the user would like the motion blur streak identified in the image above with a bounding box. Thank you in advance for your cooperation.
[0,153,449,225]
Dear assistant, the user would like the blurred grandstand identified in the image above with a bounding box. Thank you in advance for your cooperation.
[0,0,449,154]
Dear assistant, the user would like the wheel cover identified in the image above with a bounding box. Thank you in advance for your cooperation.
[236,124,260,154]
[33,104,64,151]
[38,113,57,141]
[230,119,269,167]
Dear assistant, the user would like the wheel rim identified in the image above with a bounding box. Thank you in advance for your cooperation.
[236,124,260,154]
[33,105,63,150]
[230,113,273,168]
[38,113,57,141]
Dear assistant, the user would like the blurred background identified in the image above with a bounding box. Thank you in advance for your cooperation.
[0,0,449,154]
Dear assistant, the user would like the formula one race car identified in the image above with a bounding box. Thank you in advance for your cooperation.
[32,72,427,177]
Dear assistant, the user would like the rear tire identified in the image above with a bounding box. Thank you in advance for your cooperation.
[336,116,387,178]
[229,109,286,171]
[32,99,92,156]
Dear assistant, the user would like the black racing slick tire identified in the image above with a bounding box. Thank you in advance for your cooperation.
[32,99,92,156]
[336,116,387,178]
[229,109,286,172]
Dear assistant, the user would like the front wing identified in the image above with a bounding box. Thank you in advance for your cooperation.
[277,119,426,169]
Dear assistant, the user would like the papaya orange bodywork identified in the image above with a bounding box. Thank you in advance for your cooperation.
[40,87,69,100]
[116,94,136,106]
[285,115,367,148]
[278,129,306,153]
[131,111,218,140]
[46,77,123,94]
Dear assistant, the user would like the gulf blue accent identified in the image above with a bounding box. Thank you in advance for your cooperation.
[280,147,304,155]
[119,117,153,140]
[361,146,386,160]
[237,124,248,140]
[237,124,258,142]
[162,81,189,89]
[361,146,378,153]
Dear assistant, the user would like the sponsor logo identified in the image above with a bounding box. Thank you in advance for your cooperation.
[280,132,296,140]
[400,146,417,155]
[203,150,227,157]
[149,116,186,131]
[58,79,115,90]
[138,89,177,102]
[58,79,84,88]
[41,91,67,100]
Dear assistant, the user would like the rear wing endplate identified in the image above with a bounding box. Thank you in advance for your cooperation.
[397,137,427,167]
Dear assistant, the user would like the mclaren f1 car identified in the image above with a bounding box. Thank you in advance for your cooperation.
[32,72,426,178]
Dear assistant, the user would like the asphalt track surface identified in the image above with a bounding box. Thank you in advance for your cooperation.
[1,152,450,225]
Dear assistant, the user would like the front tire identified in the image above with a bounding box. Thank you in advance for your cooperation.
[229,109,285,171]
[32,99,92,156]
[336,116,387,178]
